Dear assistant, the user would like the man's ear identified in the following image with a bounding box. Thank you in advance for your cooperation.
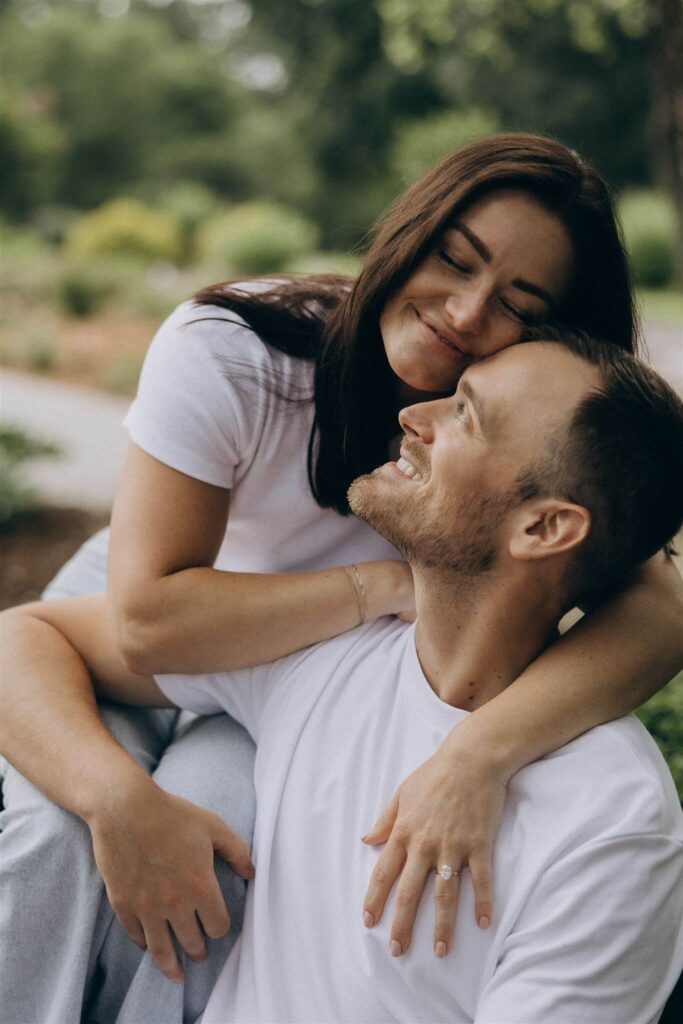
[508,499,591,561]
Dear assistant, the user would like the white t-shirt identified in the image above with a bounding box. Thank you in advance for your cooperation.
[157,618,683,1024]
[123,299,401,573]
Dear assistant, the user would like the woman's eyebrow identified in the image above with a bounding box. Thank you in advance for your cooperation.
[453,222,556,307]
[511,279,554,306]
[453,222,491,262]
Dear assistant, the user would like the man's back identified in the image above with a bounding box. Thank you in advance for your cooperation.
[158,617,683,1023]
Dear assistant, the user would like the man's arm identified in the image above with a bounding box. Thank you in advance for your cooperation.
[475,832,683,1023]
[0,598,254,982]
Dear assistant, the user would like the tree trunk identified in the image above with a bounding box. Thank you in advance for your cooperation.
[650,0,683,285]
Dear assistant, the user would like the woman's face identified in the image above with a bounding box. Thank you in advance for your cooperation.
[380,189,575,399]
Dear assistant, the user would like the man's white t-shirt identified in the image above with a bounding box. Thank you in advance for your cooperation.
[157,618,683,1024]
[123,299,402,573]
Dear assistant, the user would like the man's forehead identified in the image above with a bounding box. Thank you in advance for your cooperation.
[470,342,596,403]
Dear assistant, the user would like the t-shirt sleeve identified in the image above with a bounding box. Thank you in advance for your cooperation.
[475,832,683,1023]
[123,302,263,489]
[154,643,312,741]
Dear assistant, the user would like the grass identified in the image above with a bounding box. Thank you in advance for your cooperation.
[638,288,683,324]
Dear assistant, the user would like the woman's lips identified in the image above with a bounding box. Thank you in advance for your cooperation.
[416,310,465,356]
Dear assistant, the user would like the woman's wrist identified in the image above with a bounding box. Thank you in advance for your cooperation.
[438,712,521,784]
[79,755,157,827]
[355,560,415,621]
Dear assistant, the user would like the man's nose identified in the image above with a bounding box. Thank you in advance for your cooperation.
[398,401,438,443]
[444,288,486,336]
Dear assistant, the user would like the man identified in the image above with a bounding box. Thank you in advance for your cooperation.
[5,331,683,1021]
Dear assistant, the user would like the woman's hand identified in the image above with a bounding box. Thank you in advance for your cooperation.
[361,743,507,958]
[87,777,255,982]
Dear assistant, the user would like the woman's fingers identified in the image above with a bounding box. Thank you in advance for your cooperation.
[433,863,461,957]
[115,909,147,951]
[363,839,406,927]
[169,911,208,963]
[362,790,400,846]
[468,845,493,929]
[388,856,432,957]
[197,878,232,941]
[141,919,184,982]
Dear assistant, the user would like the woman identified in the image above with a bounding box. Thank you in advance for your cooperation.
[1,133,682,1024]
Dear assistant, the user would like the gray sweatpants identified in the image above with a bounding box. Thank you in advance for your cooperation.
[0,528,257,1024]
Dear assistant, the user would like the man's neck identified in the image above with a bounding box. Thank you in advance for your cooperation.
[413,567,561,711]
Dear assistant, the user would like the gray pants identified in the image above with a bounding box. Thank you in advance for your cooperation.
[0,529,257,1024]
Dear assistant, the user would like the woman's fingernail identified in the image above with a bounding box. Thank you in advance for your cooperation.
[435,941,447,958]
[390,939,402,957]
[363,911,374,928]
[478,915,490,929]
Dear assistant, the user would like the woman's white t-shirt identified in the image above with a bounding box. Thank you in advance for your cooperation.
[123,300,402,573]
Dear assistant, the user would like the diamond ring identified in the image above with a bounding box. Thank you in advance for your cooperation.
[437,864,458,881]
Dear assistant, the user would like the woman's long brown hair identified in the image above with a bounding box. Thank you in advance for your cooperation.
[194,132,639,514]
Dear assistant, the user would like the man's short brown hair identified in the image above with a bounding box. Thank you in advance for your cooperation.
[516,327,683,607]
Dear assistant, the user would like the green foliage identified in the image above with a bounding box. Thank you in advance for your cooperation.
[57,261,118,318]
[23,337,57,372]
[391,108,499,185]
[102,353,144,396]
[65,199,182,265]
[0,85,65,220]
[154,182,218,264]
[637,673,683,802]
[620,191,677,289]
[197,201,320,276]
[0,424,60,530]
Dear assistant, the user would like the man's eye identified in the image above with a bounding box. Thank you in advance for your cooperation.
[437,249,469,274]
[455,401,469,424]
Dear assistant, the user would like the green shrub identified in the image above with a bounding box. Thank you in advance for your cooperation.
[619,190,677,289]
[24,336,57,372]
[197,201,320,276]
[155,182,217,264]
[57,261,118,318]
[0,424,60,530]
[102,353,143,396]
[391,108,499,186]
[637,671,683,802]
[287,251,362,277]
[65,199,182,265]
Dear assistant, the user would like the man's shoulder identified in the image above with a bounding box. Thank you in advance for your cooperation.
[516,715,683,845]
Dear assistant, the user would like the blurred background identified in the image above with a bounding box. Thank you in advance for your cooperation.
[0,0,681,790]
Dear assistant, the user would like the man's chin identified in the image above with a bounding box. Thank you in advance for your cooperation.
[348,471,412,556]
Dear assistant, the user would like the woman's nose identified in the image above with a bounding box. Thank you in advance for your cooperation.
[444,288,486,335]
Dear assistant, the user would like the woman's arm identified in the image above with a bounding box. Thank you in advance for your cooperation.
[361,550,683,957]
[0,596,254,982]
[109,445,413,675]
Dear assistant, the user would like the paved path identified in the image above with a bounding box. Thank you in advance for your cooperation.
[0,321,680,512]
[0,368,130,511]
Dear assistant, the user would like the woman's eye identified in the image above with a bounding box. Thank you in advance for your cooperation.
[500,300,536,325]
[437,249,469,275]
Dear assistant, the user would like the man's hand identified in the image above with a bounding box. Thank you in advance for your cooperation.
[361,748,506,958]
[87,779,254,981]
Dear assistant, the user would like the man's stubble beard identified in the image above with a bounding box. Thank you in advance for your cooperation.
[348,471,516,585]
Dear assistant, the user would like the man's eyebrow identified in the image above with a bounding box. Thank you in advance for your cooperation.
[453,222,491,263]
[460,379,486,434]
[511,278,555,306]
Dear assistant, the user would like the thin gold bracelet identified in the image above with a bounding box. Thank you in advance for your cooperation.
[343,564,368,625]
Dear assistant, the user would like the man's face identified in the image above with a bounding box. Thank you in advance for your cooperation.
[348,342,597,577]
